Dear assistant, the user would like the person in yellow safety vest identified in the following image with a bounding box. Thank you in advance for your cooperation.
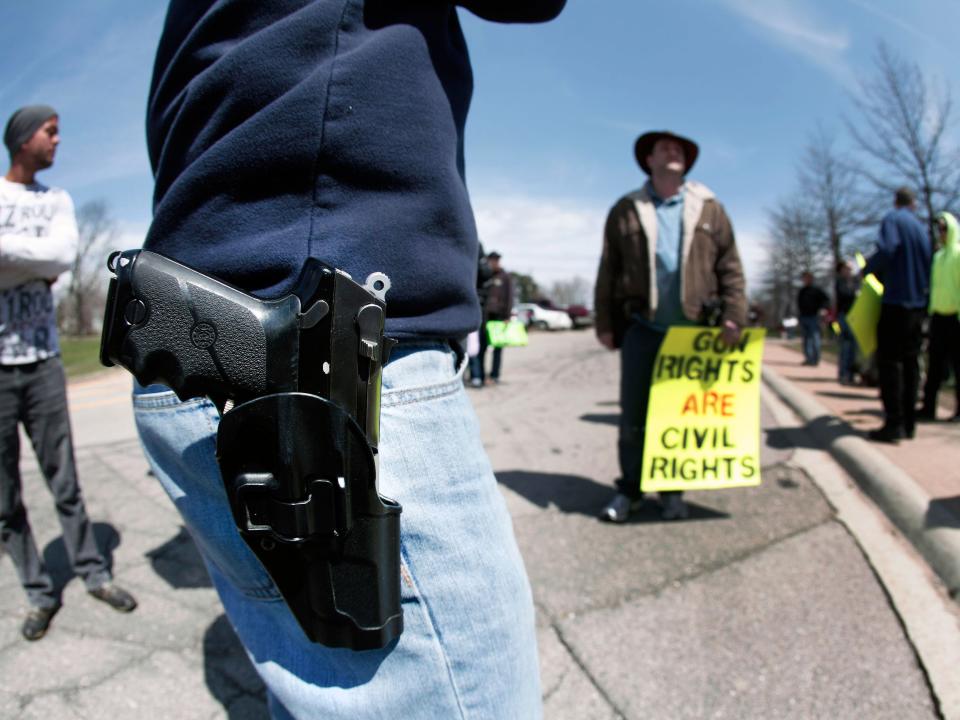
[918,211,960,422]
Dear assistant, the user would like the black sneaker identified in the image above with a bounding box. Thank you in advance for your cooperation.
[22,604,61,641]
[660,493,689,521]
[88,583,137,612]
[599,493,644,522]
[867,426,902,444]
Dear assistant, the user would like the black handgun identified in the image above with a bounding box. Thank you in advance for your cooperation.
[100,249,402,650]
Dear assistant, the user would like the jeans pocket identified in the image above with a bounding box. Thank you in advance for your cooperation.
[133,388,280,600]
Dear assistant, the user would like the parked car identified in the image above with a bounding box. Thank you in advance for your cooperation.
[514,302,573,330]
[534,299,593,329]
[564,304,593,328]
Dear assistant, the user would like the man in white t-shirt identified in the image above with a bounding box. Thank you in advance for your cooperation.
[1,105,137,641]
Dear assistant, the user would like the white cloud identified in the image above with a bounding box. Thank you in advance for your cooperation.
[471,194,606,294]
[719,0,855,87]
[733,225,769,293]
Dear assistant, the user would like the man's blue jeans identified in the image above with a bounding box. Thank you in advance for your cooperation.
[799,315,821,365]
[132,343,540,718]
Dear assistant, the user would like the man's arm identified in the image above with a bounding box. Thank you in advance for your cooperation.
[0,190,79,290]
[457,0,566,23]
[594,206,621,350]
[863,215,897,279]
[713,204,747,336]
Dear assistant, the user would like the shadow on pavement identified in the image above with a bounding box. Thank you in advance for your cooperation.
[764,415,858,451]
[620,499,729,525]
[147,526,213,589]
[497,470,611,515]
[925,496,960,530]
[579,412,619,426]
[203,614,268,718]
[781,376,834,383]
[842,408,884,419]
[496,470,728,522]
[42,522,121,596]
[815,390,876,401]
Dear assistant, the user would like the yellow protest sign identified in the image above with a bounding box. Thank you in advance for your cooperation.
[640,327,766,492]
[846,273,883,358]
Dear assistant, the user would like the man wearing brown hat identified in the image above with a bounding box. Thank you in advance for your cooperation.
[594,130,747,522]
[1,105,137,640]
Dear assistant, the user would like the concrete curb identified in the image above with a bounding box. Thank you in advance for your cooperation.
[762,366,960,599]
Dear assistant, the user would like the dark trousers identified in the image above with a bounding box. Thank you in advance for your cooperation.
[876,305,925,433]
[0,359,110,608]
[921,313,960,415]
[616,320,679,502]
[473,323,503,383]
[837,313,856,382]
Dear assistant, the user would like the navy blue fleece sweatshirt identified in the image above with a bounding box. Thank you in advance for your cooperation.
[864,207,932,309]
[145,0,565,338]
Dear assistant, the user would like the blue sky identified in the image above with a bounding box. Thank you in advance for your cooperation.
[2,1,958,296]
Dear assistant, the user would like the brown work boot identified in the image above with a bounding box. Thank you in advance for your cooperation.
[21,604,61,641]
[88,583,138,612]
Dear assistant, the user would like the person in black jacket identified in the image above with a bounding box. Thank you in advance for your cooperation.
[473,251,513,386]
[797,271,829,366]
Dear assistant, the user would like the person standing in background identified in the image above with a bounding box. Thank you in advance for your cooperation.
[472,251,513,387]
[797,271,829,367]
[864,187,932,443]
[0,105,137,642]
[918,211,960,422]
[834,261,859,384]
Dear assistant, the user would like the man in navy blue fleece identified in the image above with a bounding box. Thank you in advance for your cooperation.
[863,187,932,443]
[135,2,565,717]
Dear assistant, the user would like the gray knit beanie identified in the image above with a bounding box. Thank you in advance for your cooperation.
[4,105,57,158]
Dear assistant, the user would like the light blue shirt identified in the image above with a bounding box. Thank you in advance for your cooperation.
[649,183,687,328]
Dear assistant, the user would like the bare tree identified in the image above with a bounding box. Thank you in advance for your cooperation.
[510,272,540,304]
[59,200,118,335]
[797,125,870,282]
[847,41,960,238]
[549,276,591,307]
[757,196,826,323]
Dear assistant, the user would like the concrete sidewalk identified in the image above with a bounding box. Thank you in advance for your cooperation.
[762,339,960,597]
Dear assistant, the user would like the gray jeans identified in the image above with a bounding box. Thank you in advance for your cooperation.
[0,358,110,608]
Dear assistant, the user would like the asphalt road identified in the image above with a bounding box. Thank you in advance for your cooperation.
[0,331,953,719]
[473,330,948,720]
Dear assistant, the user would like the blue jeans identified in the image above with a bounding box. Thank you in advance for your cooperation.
[132,343,540,718]
[473,323,503,383]
[799,315,821,365]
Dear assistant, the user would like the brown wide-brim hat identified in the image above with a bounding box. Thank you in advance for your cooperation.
[634,130,699,175]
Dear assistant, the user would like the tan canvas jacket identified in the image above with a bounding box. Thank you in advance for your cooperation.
[593,180,747,345]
